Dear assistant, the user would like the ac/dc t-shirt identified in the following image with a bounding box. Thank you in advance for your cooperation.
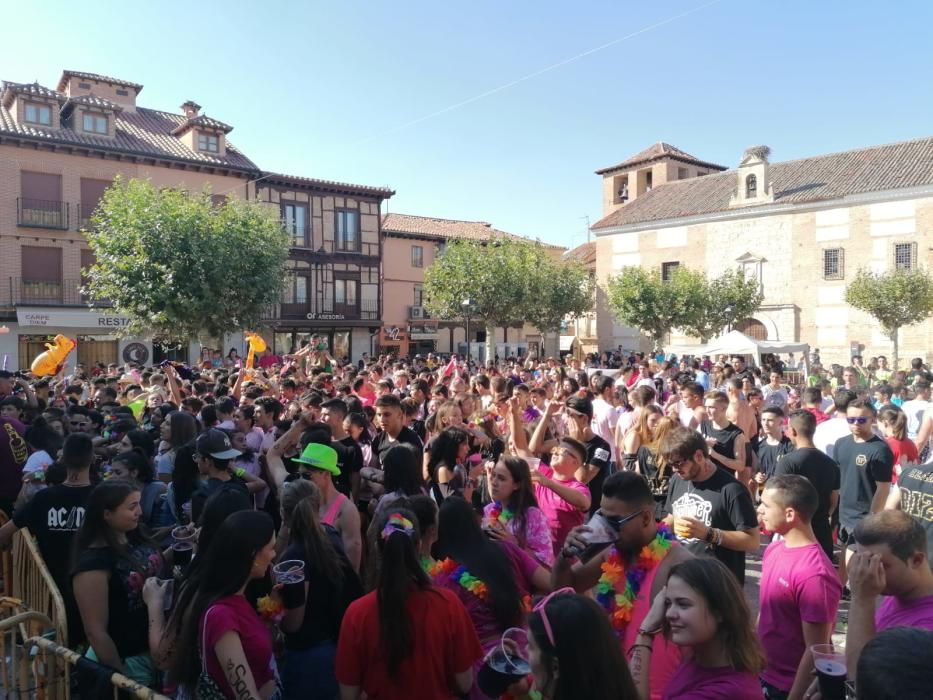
[834,435,893,532]
[663,468,759,584]
[13,484,94,592]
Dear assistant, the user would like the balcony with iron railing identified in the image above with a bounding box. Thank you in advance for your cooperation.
[262,297,379,322]
[7,278,112,307]
[16,198,69,230]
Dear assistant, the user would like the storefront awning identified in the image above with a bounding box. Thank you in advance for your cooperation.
[559,335,576,352]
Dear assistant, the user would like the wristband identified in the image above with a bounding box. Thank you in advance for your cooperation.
[628,643,653,656]
[637,627,660,637]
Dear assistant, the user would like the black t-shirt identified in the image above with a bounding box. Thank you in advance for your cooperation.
[896,463,933,564]
[663,468,759,584]
[372,427,424,468]
[281,541,363,651]
[190,475,250,524]
[72,542,163,658]
[584,434,612,515]
[13,484,94,591]
[774,447,840,557]
[834,435,894,531]
[332,437,363,497]
[753,437,795,478]
[700,421,744,472]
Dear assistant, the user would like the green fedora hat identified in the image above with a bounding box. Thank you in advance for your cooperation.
[292,443,340,476]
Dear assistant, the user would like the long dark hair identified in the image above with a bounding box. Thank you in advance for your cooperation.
[288,496,344,586]
[528,592,637,699]
[171,443,199,522]
[25,416,63,455]
[167,411,198,449]
[665,558,764,673]
[435,497,523,630]
[496,456,538,548]
[125,429,155,459]
[375,507,433,678]
[383,444,424,495]
[72,480,150,571]
[168,511,275,689]
[426,427,469,484]
[111,448,154,485]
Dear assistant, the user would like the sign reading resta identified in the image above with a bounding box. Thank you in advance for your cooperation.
[17,309,132,329]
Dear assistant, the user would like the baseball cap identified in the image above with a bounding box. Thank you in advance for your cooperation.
[195,429,242,460]
[292,442,340,476]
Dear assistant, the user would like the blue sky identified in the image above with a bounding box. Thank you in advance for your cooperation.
[4,0,933,248]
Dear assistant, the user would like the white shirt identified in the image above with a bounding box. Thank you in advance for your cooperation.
[901,399,929,440]
[591,397,618,454]
[813,417,851,459]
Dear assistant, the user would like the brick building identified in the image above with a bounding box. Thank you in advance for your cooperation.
[381,213,564,360]
[0,69,392,369]
[591,138,933,366]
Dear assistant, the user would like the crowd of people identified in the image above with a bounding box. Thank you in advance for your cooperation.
[0,341,932,699]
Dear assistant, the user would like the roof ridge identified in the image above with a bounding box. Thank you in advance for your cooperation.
[385,212,492,226]
[752,135,933,169]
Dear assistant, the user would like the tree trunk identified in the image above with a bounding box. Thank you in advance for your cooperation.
[891,327,900,370]
[485,322,496,366]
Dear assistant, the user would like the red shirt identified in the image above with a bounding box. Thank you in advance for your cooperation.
[886,436,919,484]
[336,586,482,699]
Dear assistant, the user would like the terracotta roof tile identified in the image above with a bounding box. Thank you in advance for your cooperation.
[57,70,143,92]
[592,136,933,231]
[563,241,596,266]
[0,78,257,172]
[382,213,563,248]
[595,142,727,175]
[63,94,124,111]
[260,171,395,198]
[172,114,234,136]
[1,81,66,108]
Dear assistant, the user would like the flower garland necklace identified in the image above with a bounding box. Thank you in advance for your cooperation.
[487,502,514,526]
[427,558,490,602]
[595,524,674,636]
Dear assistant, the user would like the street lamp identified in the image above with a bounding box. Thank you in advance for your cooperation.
[461,298,475,363]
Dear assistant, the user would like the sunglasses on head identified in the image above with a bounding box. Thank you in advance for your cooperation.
[550,446,580,460]
[846,417,869,424]
[533,587,577,646]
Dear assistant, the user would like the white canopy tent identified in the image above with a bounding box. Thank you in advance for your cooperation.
[666,330,810,367]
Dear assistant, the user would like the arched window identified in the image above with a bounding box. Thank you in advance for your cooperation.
[745,174,757,198]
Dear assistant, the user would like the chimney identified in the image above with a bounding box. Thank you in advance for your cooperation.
[181,100,201,119]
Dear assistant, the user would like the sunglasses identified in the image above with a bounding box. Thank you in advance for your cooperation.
[667,457,689,470]
[297,470,323,480]
[595,508,644,531]
[534,587,576,646]
[846,417,869,424]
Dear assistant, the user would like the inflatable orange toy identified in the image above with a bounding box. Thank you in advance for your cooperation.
[244,332,267,370]
[31,335,76,377]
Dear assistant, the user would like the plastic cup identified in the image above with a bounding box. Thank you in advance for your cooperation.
[811,643,847,700]
[525,457,541,471]
[172,541,193,567]
[477,628,531,697]
[273,560,306,609]
[673,515,693,539]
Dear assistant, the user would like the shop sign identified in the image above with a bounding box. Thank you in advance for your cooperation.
[306,313,346,321]
[410,332,439,340]
[122,342,150,364]
[16,308,131,329]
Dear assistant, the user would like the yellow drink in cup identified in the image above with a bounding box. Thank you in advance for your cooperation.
[674,516,692,539]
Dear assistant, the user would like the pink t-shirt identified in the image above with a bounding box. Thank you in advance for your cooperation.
[758,541,841,691]
[201,595,277,696]
[533,465,589,556]
[662,659,761,699]
[876,593,933,631]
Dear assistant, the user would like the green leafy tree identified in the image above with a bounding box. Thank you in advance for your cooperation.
[423,238,589,361]
[845,267,933,369]
[680,268,764,342]
[605,266,696,346]
[83,177,290,343]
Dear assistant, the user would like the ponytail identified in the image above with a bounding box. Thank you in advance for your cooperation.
[376,508,432,677]
[289,496,344,585]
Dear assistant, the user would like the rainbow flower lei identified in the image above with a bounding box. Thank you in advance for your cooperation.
[595,524,674,636]
[428,558,490,602]
[487,502,514,525]
[256,595,284,623]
